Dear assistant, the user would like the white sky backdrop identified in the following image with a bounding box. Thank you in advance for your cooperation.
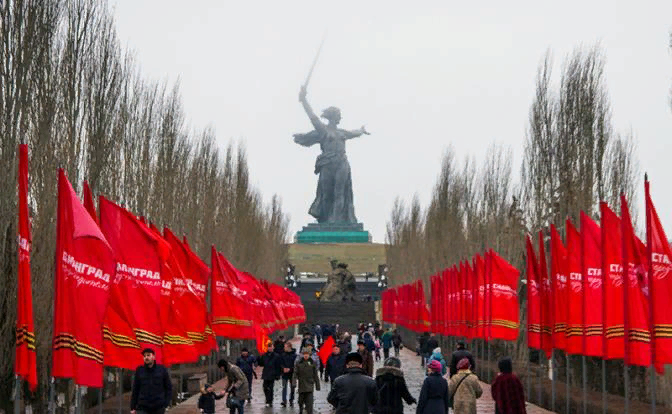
[113,1,672,242]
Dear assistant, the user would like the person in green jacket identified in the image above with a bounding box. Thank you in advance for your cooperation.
[381,328,394,359]
[292,348,321,414]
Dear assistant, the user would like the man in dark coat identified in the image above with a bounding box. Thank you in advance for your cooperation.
[280,341,297,407]
[130,348,172,414]
[274,336,286,354]
[449,340,476,378]
[374,357,416,414]
[391,330,403,357]
[235,348,257,401]
[418,332,429,366]
[325,343,347,384]
[416,360,449,414]
[425,334,439,356]
[491,357,527,414]
[292,348,321,414]
[259,345,282,407]
[327,352,377,414]
[357,340,374,377]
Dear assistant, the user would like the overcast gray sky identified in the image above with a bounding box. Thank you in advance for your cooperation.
[113,1,672,243]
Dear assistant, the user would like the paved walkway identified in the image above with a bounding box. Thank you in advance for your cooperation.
[176,337,554,414]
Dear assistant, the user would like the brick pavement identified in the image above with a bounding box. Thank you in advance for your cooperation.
[175,337,555,414]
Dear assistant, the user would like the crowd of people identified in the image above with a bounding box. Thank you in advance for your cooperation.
[128,323,528,414]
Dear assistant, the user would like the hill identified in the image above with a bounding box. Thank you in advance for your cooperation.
[288,243,387,274]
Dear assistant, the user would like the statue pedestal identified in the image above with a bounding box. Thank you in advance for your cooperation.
[295,222,371,244]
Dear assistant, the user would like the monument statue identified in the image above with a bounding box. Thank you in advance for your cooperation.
[293,86,369,223]
[320,262,357,302]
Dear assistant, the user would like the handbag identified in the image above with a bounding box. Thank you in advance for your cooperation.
[225,388,240,409]
[448,373,471,407]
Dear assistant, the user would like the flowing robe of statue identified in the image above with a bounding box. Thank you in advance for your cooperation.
[293,89,368,224]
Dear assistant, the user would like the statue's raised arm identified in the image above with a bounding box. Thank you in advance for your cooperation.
[299,86,326,133]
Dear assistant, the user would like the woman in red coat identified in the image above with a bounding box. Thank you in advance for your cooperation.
[491,357,527,414]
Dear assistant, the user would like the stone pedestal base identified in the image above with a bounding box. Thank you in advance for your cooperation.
[295,222,371,244]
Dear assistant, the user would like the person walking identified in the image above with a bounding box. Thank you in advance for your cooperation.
[235,348,257,402]
[130,348,172,414]
[448,358,482,414]
[198,383,225,414]
[338,333,352,354]
[491,357,527,414]
[280,341,297,407]
[381,328,394,360]
[374,357,416,414]
[325,343,347,384]
[315,324,323,346]
[259,343,282,407]
[418,332,429,366]
[357,340,374,377]
[391,330,403,357]
[217,359,249,414]
[292,348,321,414]
[416,360,449,414]
[422,333,438,367]
[449,341,476,378]
[427,347,447,376]
[327,352,377,413]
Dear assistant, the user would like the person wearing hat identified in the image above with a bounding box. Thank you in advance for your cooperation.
[259,342,282,407]
[374,357,416,414]
[217,359,249,414]
[235,348,257,402]
[325,343,347,384]
[280,341,298,407]
[292,347,321,414]
[449,340,475,378]
[130,348,172,414]
[448,358,482,414]
[490,357,526,414]
[357,340,374,377]
[198,383,225,414]
[327,352,377,413]
[416,360,449,414]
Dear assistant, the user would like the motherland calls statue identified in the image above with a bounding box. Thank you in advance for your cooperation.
[293,86,369,224]
[320,262,357,302]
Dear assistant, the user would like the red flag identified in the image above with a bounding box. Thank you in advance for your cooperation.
[526,235,541,350]
[82,180,97,222]
[580,212,603,356]
[52,169,115,387]
[600,202,624,359]
[645,180,672,368]
[165,231,216,355]
[621,195,652,367]
[15,144,37,391]
[538,231,553,356]
[256,326,271,355]
[484,253,493,339]
[550,224,568,351]
[489,250,519,341]
[210,249,256,339]
[474,256,486,339]
[464,263,474,339]
[565,220,583,355]
[319,336,336,365]
[99,197,168,365]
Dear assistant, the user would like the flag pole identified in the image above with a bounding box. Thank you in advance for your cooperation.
[118,368,122,414]
[644,175,656,414]
[582,355,587,414]
[602,359,607,414]
[98,387,103,414]
[49,377,56,414]
[566,354,570,414]
[621,191,630,414]
[14,375,21,414]
[551,350,556,412]
[538,352,542,405]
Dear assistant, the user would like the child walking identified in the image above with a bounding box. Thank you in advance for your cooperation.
[198,383,225,414]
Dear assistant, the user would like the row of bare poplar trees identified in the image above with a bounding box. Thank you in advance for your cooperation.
[385,45,671,408]
[0,0,289,410]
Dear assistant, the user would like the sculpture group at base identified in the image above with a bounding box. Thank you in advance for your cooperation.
[319,259,357,302]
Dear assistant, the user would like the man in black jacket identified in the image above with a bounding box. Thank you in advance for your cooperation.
[327,352,377,414]
[425,333,439,357]
[325,343,346,384]
[130,348,172,414]
[259,344,282,407]
[449,340,476,378]
[280,341,297,407]
[374,357,416,414]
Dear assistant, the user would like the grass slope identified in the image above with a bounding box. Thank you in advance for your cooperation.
[288,243,387,274]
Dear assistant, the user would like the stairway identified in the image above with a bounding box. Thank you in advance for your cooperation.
[300,301,376,334]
